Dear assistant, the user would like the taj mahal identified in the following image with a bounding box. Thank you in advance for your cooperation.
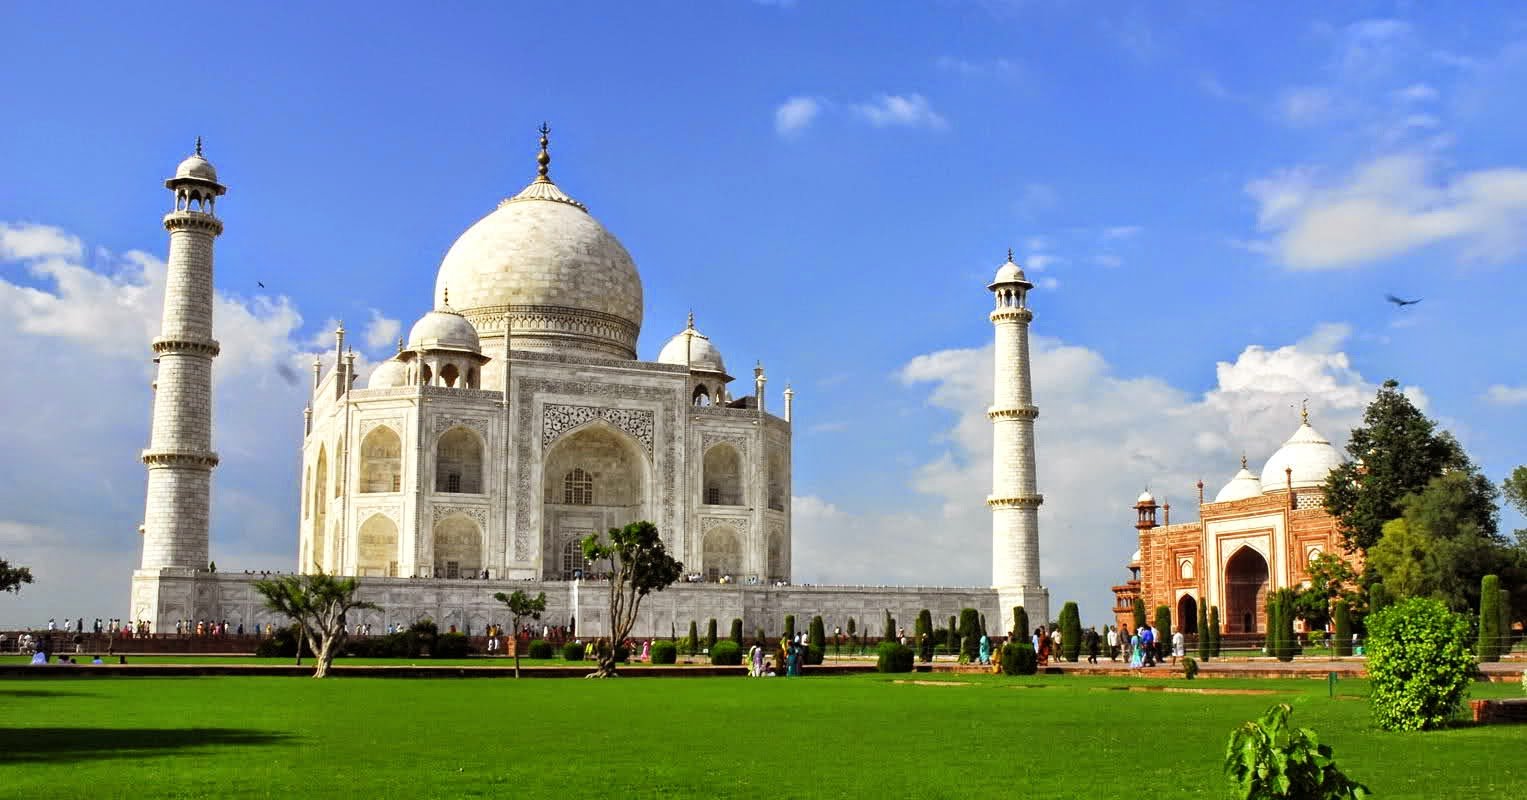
[129,130,1049,636]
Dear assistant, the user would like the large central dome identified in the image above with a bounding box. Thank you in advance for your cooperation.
[434,129,643,360]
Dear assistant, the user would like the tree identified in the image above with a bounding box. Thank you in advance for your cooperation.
[253,572,380,678]
[1059,602,1082,662]
[947,615,959,653]
[1332,599,1353,657]
[1366,582,1390,615]
[808,615,826,665]
[1265,594,1284,661]
[1478,575,1503,662]
[1365,597,1474,731]
[492,589,546,678]
[1323,379,1486,553]
[958,608,982,662]
[1208,606,1221,656]
[1293,553,1358,629]
[686,620,699,655]
[730,618,743,646]
[882,610,895,642]
[1132,598,1147,632]
[581,521,683,677]
[1197,602,1211,661]
[1366,472,1511,612]
[1012,606,1029,639]
[705,618,718,651]
[0,559,34,595]
[914,609,934,663]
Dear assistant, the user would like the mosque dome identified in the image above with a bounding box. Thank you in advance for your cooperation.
[1129,549,1142,564]
[656,315,728,376]
[1136,490,1156,505]
[407,304,480,353]
[174,154,218,182]
[367,357,408,389]
[989,251,1032,288]
[1259,417,1344,491]
[1215,462,1264,503]
[432,127,642,360]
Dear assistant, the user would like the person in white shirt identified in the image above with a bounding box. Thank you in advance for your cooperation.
[1106,626,1118,661]
[1171,628,1185,664]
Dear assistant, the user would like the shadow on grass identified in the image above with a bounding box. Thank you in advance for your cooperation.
[0,688,100,699]
[0,727,292,764]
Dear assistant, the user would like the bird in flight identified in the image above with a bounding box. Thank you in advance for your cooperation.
[257,281,266,289]
[1385,294,1421,307]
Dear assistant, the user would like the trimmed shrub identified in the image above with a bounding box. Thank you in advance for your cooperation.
[526,639,554,659]
[1182,655,1198,680]
[1001,642,1037,675]
[434,632,471,659]
[1367,582,1390,615]
[1059,602,1082,662]
[914,609,934,662]
[1500,588,1513,657]
[807,616,826,665]
[1012,606,1029,640]
[256,624,314,659]
[710,640,742,666]
[1332,600,1353,657]
[1208,607,1222,656]
[650,640,677,665]
[1132,598,1148,632]
[1478,574,1502,662]
[784,615,796,642]
[876,641,914,673]
[1366,597,1474,731]
[882,610,895,642]
[1153,605,1173,658]
[705,619,718,652]
[1197,602,1211,661]
[1224,703,1368,799]
[730,618,743,646]
[754,626,766,644]
[687,621,699,655]
[958,608,982,662]
[562,642,585,661]
[947,615,959,653]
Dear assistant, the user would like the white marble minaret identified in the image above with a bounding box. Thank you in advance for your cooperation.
[988,250,1049,630]
[132,140,225,627]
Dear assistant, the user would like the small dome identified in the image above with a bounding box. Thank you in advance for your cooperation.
[989,251,1033,288]
[1260,420,1344,491]
[367,357,408,389]
[1136,490,1156,505]
[656,316,727,375]
[1129,549,1142,564]
[174,154,218,183]
[408,305,480,353]
[1215,467,1263,503]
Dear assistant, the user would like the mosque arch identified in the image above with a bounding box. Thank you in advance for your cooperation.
[767,450,786,511]
[440,363,460,388]
[420,364,433,385]
[702,527,742,582]
[1177,594,1198,635]
[703,444,744,506]
[357,514,399,577]
[541,424,651,578]
[767,530,786,581]
[1224,546,1270,634]
[359,426,403,493]
[432,514,483,579]
[435,426,484,494]
[692,384,711,406]
[311,445,328,571]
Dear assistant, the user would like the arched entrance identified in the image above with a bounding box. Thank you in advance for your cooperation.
[541,423,651,578]
[1177,594,1198,635]
[702,527,741,582]
[1224,547,1269,634]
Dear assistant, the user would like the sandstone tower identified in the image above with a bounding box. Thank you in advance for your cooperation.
[988,251,1049,630]
[132,140,224,626]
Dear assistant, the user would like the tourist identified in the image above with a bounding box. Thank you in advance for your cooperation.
[640,640,651,662]
[30,650,47,665]
[1086,627,1100,664]
[1051,627,1062,660]
[1129,628,1143,669]
[1105,626,1116,661]
[1036,627,1050,665]
[978,633,990,665]
[1142,624,1157,667]
[748,641,763,676]
[1171,628,1184,665]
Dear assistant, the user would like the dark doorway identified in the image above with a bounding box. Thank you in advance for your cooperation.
[1224,546,1270,634]
[1177,594,1198,635]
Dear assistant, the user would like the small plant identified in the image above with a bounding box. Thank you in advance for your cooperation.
[650,640,677,664]
[526,639,554,659]
[1001,642,1037,676]
[710,640,742,666]
[876,641,914,673]
[1366,597,1474,731]
[562,642,585,661]
[1182,655,1198,680]
[1224,704,1368,800]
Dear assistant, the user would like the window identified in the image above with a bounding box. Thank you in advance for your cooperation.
[705,485,721,505]
[564,468,593,505]
[391,474,401,492]
[561,539,587,578]
[447,473,461,493]
[435,427,483,493]
[445,561,460,579]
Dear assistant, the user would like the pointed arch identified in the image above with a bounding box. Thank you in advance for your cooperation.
[433,514,483,579]
[435,426,484,494]
[1177,594,1198,635]
[703,443,743,506]
[1224,546,1270,634]
[311,445,328,571]
[702,526,742,582]
[357,514,399,577]
[359,426,403,493]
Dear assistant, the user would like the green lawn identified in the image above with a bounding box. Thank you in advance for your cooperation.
[0,672,1520,798]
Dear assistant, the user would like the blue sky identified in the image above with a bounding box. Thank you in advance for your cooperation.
[1,2,1524,626]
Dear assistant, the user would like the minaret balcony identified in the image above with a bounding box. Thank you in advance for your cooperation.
[987,406,1038,420]
[151,336,220,357]
[161,211,223,235]
[986,494,1043,508]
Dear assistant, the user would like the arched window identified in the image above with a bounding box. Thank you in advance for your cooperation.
[564,468,593,505]
[433,515,482,579]
[1179,558,1194,580]
[703,444,743,506]
[312,445,328,571]
[440,363,459,388]
[561,538,587,579]
[767,451,786,511]
[702,528,741,582]
[693,384,711,407]
[357,514,399,577]
[767,531,785,581]
[420,364,432,385]
[435,427,483,494]
[359,427,403,494]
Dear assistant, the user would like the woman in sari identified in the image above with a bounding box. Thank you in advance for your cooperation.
[1129,630,1143,668]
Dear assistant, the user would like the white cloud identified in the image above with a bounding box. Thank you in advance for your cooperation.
[851,94,948,130]
[1275,86,1336,126]
[793,323,1400,626]
[1484,384,1527,406]
[363,308,402,352]
[1093,254,1123,268]
[0,222,83,261]
[1036,276,1059,290]
[1025,254,1059,271]
[774,96,822,137]
[1246,153,1527,269]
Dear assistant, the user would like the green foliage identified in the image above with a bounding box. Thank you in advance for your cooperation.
[562,642,585,661]
[527,639,554,659]
[1366,597,1475,731]
[1183,656,1198,680]
[808,616,826,665]
[1224,703,1369,800]
[1132,598,1148,632]
[710,640,742,666]
[947,615,959,653]
[784,614,796,641]
[252,571,382,676]
[882,610,895,642]
[1267,589,1297,662]
[687,620,699,655]
[650,640,677,664]
[1294,553,1358,628]
[1012,606,1029,639]
[1366,472,1508,612]
[730,618,743,646]
[0,558,34,594]
[1367,583,1390,615]
[1197,602,1211,660]
[1154,605,1172,654]
[875,641,914,673]
[581,520,684,676]
[1059,602,1082,662]
[754,626,766,644]
[1477,574,1502,661]
[256,624,315,658]
[1332,599,1353,657]
[915,609,934,662]
[1209,607,1222,656]
[492,589,547,676]
[705,618,718,651]
[433,632,471,659]
[1001,642,1037,675]
[846,617,855,638]
[1500,588,1513,657]
[958,608,982,661]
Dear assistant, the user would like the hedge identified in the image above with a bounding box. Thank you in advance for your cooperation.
[1000,642,1037,675]
[710,640,742,666]
[434,632,471,659]
[650,640,677,665]
[1012,606,1029,640]
[1208,606,1221,656]
[1059,602,1082,662]
[958,608,982,662]
[705,619,718,652]
[876,641,914,673]
[1196,602,1211,661]
[1132,598,1148,632]
[730,618,743,646]
[807,616,826,665]
[526,639,554,659]
[562,642,585,661]
[1332,599,1353,657]
[1478,574,1502,662]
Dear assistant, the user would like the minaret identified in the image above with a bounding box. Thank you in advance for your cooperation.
[988,249,1049,629]
[134,140,225,626]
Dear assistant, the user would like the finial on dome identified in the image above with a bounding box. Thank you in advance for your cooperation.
[195,136,203,157]
[397,337,405,354]
[442,286,450,308]
[535,122,552,184]
[1301,398,1309,425]
[687,310,695,330]
[1241,453,1248,470]
[1007,247,1014,263]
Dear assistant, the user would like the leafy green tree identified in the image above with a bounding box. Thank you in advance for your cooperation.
[0,559,33,595]
[914,609,934,662]
[1265,594,1284,661]
[1323,378,1487,552]
[730,618,743,646]
[1294,553,1358,629]
[1367,472,1511,612]
[1059,602,1082,662]
[1478,575,1502,662]
[808,615,826,665]
[1197,602,1211,661]
[581,520,683,677]
[1208,607,1221,656]
[1366,583,1390,615]
[254,572,381,678]
[1365,597,1474,731]
[492,589,546,678]
[1332,599,1352,657]
[882,610,896,642]
[1223,703,1369,799]
[686,620,699,655]
[1154,605,1172,657]
[705,618,718,651]
[958,608,982,662]
[1132,597,1147,632]
[1012,606,1029,638]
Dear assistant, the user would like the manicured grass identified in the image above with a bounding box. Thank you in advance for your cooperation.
[0,672,1520,798]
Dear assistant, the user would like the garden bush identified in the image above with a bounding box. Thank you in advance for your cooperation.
[650,640,677,664]
[1059,602,1082,662]
[526,639,554,659]
[807,616,826,665]
[1154,605,1173,656]
[784,614,796,642]
[1366,597,1474,731]
[1208,607,1222,656]
[1197,603,1211,661]
[1012,606,1029,639]
[876,641,914,673]
[1332,599,1353,657]
[1132,598,1147,632]
[1182,655,1198,680]
[947,616,959,654]
[433,632,472,659]
[687,621,699,655]
[914,609,933,662]
[882,611,895,642]
[1478,574,1502,662]
[730,618,743,646]
[958,608,982,662]
[256,625,313,659]
[705,619,718,652]
[1000,642,1036,675]
[1224,703,1368,799]
[562,642,585,661]
[1367,582,1390,615]
[710,640,742,666]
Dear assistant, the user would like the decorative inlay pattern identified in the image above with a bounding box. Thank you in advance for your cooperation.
[432,504,489,529]
[354,504,402,524]
[701,515,748,534]
[542,404,654,455]
[434,415,491,437]
[359,418,404,438]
